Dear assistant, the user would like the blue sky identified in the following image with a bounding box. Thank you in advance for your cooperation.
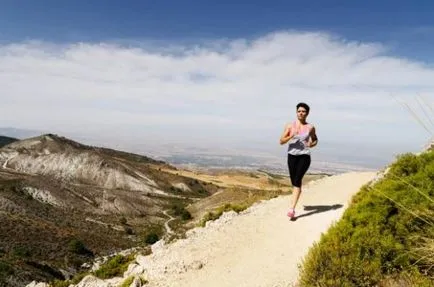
[1,1,434,46]
[1,1,434,65]
[1,1,434,170]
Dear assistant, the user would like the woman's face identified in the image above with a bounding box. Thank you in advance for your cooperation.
[297,107,308,121]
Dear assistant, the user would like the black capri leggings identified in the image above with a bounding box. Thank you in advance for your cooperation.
[287,154,311,188]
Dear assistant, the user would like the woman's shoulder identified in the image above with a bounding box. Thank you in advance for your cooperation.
[306,121,314,127]
[285,121,296,128]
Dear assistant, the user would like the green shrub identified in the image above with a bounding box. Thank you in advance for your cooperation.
[171,204,192,221]
[145,232,159,245]
[93,254,135,279]
[298,150,434,286]
[118,275,148,287]
[68,239,89,255]
[70,271,89,284]
[181,209,192,220]
[119,276,134,287]
[12,246,31,258]
[199,203,248,227]
[50,279,71,287]
[0,261,13,277]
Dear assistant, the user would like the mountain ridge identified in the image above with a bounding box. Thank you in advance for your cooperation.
[0,133,219,286]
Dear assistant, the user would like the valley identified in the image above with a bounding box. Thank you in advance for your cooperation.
[0,134,324,287]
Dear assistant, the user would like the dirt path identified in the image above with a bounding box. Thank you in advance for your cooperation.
[162,209,175,236]
[135,171,377,287]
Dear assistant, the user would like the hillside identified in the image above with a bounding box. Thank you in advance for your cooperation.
[0,134,221,286]
[298,148,434,286]
[0,134,304,287]
[25,143,434,287]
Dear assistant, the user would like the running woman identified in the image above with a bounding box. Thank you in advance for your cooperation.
[279,102,318,219]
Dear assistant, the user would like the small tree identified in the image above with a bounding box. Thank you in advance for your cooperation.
[68,239,92,256]
[145,233,159,245]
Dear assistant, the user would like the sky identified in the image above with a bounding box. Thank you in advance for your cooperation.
[1,0,434,169]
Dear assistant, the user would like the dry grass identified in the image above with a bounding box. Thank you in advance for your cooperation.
[157,166,324,191]
[408,210,434,279]
[413,236,434,272]
[183,171,327,226]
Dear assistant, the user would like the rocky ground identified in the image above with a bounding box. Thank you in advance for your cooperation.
[28,171,376,287]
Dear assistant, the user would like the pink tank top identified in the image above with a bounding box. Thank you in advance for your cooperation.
[288,121,312,155]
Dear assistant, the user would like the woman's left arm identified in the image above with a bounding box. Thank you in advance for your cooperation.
[308,126,318,147]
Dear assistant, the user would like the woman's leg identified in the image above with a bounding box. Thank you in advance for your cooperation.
[287,154,298,187]
[290,155,311,210]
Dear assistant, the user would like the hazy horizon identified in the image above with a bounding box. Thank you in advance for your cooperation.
[0,126,428,175]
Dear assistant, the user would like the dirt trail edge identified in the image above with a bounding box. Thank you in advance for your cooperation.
[135,171,377,287]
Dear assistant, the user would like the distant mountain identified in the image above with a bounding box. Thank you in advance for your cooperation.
[0,134,219,286]
[0,135,18,148]
[0,127,45,139]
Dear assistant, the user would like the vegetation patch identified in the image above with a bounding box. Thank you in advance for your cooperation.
[298,151,434,286]
[199,202,249,227]
[171,203,192,221]
[93,254,135,279]
[119,275,135,287]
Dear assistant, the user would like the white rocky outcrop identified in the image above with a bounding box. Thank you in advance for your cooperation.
[171,182,191,192]
[22,186,63,207]
[25,282,49,287]
[0,148,179,198]
[73,275,122,287]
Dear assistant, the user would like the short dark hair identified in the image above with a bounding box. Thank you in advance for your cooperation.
[296,102,310,114]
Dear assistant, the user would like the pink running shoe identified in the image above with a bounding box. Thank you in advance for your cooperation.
[287,209,295,219]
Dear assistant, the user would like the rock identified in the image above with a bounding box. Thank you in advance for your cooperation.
[124,263,145,277]
[151,239,165,254]
[74,275,110,287]
[81,262,92,269]
[22,186,63,207]
[171,182,191,192]
[135,255,150,268]
[105,277,123,286]
[189,260,204,270]
[25,282,49,287]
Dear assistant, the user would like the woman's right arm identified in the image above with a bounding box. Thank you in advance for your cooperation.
[279,124,293,145]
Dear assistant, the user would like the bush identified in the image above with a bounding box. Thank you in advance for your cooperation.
[199,203,248,227]
[124,226,134,235]
[171,204,192,221]
[119,276,134,287]
[50,279,72,287]
[51,271,88,286]
[298,151,434,286]
[181,209,192,220]
[145,233,159,245]
[93,254,135,279]
[12,246,31,258]
[0,261,13,277]
[68,239,91,255]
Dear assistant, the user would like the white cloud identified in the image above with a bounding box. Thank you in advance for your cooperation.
[1,31,434,163]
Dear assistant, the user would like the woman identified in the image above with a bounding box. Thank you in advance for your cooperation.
[279,102,318,219]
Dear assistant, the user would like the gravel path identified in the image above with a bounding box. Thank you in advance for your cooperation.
[138,171,377,287]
